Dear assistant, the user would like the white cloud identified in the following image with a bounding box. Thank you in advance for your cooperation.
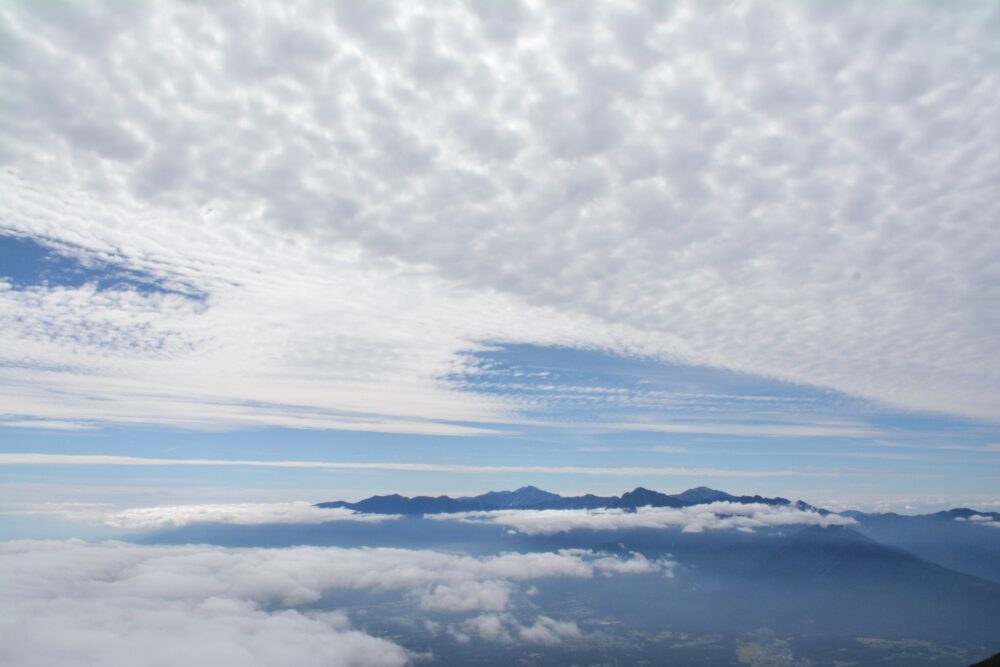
[418,580,511,613]
[0,541,409,667]
[459,613,513,643]
[0,540,662,666]
[98,502,397,529]
[517,615,584,645]
[0,0,997,431]
[454,613,583,646]
[0,452,840,479]
[428,502,856,535]
[0,419,94,430]
[955,514,999,527]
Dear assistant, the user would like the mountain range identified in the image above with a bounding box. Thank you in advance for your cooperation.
[139,485,1000,662]
[315,484,1000,587]
[316,484,824,514]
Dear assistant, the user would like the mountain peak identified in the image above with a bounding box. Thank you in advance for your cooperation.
[469,485,561,509]
[675,487,734,504]
[616,487,684,508]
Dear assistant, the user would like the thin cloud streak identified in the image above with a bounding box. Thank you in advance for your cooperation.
[604,421,878,438]
[0,420,95,431]
[0,453,841,478]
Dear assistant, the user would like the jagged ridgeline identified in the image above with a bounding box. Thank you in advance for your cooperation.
[316,485,826,514]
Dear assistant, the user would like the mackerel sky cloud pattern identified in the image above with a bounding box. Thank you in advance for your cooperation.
[1,0,999,432]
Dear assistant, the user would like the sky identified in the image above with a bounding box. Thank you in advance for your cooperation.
[2,0,1000,532]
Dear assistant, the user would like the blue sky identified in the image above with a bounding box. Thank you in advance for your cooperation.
[2,0,1000,533]
[2,233,997,520]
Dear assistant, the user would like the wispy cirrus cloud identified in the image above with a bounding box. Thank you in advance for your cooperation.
[601,421,878,438]
[0,453,842,479]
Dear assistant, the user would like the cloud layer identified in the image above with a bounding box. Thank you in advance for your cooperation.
[0,0,998,432]
[98,502,396,529]
[0,499,398,531]
[429,502,856,535]
[0,540,663,666]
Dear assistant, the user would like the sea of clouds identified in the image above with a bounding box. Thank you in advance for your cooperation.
[0,540,667,666]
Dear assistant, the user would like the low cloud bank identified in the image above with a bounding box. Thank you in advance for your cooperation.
[428,501,856,535]
[101,502,398,529]
[956,515,1000,528]
[2,501,399,529]
[0,540,663,666]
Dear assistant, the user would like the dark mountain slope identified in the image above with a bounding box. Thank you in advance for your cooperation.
[461,485,562,508]
[848,510,1000,584]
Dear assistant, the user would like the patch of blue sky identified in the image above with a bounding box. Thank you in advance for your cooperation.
[0,233,204,299]
[2,341,997,513]
[446,344,1000,469]
[457,343,867,428]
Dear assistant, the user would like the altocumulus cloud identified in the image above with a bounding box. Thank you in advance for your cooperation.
[0,0,998,433]
[0,541,664,666]
[429,502,856,535]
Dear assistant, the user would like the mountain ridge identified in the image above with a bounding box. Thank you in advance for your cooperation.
[317,485,817,515]
[317,486,996,525]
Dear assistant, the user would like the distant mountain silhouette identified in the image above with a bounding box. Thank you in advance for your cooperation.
[931,508,1000,522]
[142,485,1000,658]
[459,485,562,508]
[847,508,1000,584]
[316,485,804,514]
[333,493,487,515]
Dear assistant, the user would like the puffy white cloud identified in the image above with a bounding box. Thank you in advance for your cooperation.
[429,502,856,535]
[459,613,513,643]
[517,615,584,645]
[454,613,583,646]
[0,540,662,666]
[0,0,998,430]
[0,541,409,667]
[418,580,511,613]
